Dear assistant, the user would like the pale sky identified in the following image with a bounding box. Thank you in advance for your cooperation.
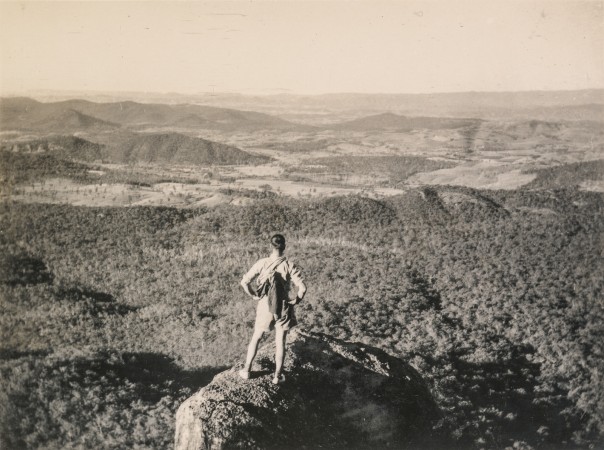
[1,1,603,95]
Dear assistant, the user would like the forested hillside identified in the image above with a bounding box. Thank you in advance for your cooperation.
[1,188,602,449]
[0,136,104,162]
[0,131,271,167]
[113,133,271,165]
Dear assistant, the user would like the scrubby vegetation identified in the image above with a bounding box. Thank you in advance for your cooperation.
[0,351,223,449]
[0,151,94,187]
[1,186,602,449]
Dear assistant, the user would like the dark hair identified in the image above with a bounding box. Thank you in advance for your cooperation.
[270,234,286,250]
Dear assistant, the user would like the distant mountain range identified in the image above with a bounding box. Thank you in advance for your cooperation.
[506,103,604,122]
[0,97,310,133]
[0,97,290,165]
[4,89,603,131]
[29,89,601,122]
[1,94,601,167]
[192,89,604,122]
[330,112,481,131]
[3,95,602,138]
[0,98,120,133]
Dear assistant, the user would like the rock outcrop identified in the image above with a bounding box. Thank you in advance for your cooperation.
[175,329,442,449]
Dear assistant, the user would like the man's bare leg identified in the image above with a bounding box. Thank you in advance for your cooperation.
[242,329,264,374]
[274,328,288,378]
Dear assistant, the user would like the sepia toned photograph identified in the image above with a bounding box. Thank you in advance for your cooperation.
[1,1,603,448]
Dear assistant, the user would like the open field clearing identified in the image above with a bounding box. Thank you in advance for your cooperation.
[7,175,407,207]
[581,180,604,192]
[8,178,212,207]
[233,177,405,197]
[407,161,538,190]
[4,142,603,209]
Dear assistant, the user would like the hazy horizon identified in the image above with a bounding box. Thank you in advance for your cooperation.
[4,86,604,98]
[1,1,603,96]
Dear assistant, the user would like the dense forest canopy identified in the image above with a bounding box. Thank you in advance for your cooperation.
[1,187,602,449]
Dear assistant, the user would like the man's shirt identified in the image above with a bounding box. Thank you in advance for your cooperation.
[241,256,304,298]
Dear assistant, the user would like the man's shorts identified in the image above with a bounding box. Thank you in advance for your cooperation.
[255,296,297,332]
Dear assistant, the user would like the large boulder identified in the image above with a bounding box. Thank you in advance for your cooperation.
[175,329,442,449]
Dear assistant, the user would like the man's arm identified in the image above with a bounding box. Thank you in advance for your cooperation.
[241,259,263,300]
[288,263,306,305]
[290,281,307,305]
[240,279,261,300]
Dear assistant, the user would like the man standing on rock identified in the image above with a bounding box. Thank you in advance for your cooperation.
[239,234,306,384]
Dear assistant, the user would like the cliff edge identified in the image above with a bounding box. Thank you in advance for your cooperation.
[175,329,442,449]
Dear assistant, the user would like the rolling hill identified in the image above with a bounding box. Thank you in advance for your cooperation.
[0,97,310,132]
[0,98,119,133]
[0,125,271,166]
[110,132,271,165]
[511,103,604,122]
[169,89,604,121]
[330,112,481,131]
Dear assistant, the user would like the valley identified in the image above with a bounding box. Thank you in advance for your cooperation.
[1,95,603,209]
[1,91,603,449]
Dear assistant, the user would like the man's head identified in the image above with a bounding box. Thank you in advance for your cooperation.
[270,234,286,251]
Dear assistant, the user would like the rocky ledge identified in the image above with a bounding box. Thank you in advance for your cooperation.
[175,329,442,449]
